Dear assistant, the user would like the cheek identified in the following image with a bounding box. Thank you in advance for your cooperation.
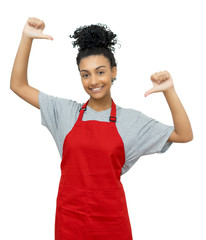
[102,74,111,82]
[81,81,88,90]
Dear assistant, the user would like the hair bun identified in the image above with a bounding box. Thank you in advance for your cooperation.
[70,23,119,52]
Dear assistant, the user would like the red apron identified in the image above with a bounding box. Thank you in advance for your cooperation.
[55,98,133,240]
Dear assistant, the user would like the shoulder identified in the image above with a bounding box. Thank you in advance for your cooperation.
[39,91,84,111]
[116,104,161,125]
[115,104,148,137]
[115,104,161,135]
[116,104,142,125]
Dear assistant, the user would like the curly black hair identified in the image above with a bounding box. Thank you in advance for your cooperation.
[69,23,121,70]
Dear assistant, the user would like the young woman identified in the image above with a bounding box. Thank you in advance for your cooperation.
[10,17,193,240]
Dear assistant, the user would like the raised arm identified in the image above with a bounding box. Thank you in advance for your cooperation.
[10,17,53,109]
[144,71,193,143]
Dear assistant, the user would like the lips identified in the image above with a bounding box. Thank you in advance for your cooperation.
[90,86,104,92]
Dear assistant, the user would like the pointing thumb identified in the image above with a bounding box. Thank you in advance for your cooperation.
[144,88,154,97]
[40,33,54,40]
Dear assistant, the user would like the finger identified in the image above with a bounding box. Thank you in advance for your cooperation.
[36,20,45,29]
[144,88,155,97]
[151,73,158,82]
[159,73,168,80]
[28,17,44,29]
[151,74,167,84]
[39,33,54,40]
[28,17,39,26]
[33,18,38,27]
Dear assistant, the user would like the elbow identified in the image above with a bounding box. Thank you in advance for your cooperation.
[172,129,194,143]
[10,83,17,93]
[10,83,16,92]
[188,134,194,142]
[186,129,194,142]
[10,77,17,91]
[182,137,193,143]
[181,132,194,143]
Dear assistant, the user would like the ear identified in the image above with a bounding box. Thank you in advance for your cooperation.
[112,66,117,78]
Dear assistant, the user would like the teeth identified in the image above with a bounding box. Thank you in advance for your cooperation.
[92,86,103,91]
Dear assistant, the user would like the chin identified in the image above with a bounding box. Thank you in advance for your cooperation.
[89,95,104,100]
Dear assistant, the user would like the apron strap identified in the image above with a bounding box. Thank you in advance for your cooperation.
[109,99,116,123]
[78,100,89,122]
[77,98,116,123]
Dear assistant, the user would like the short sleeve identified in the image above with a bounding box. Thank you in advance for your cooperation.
[38,90,81,134]
[38,91,84,157]
[38,91,60,130]
[136,111,174,155]
[120,109,174,176]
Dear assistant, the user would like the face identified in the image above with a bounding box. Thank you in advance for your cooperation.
[79,55,117,102]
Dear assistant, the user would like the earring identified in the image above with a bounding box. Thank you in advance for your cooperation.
[111,77,116,85]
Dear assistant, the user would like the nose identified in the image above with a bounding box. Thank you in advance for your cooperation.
[90,74,99,86]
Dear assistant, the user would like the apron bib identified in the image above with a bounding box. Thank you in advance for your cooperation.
[55,98,133,240]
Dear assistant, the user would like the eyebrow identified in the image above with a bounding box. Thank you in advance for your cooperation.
[80,65,106,73]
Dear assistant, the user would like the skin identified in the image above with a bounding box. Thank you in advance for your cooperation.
[144,71,193,142]
[10,17,193,143]
[79,55,117,111]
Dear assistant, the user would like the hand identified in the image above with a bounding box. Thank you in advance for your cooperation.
[144,71,174,97]
[22,17,53,40]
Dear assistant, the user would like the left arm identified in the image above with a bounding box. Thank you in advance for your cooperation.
[144,71,193,143]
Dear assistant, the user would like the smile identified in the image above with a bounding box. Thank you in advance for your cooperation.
[90,86,104,92]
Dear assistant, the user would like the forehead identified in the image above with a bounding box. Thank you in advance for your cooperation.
[79,55,110,71]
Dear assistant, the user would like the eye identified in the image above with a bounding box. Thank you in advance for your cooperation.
[98,71,105,75]
[82,74,88,78]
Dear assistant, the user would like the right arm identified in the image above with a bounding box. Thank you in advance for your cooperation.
[10,17,53,109]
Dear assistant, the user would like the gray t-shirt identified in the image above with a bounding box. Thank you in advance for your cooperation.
[39,91,174,176]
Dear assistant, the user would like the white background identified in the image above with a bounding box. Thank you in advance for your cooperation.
[1,0,205,239]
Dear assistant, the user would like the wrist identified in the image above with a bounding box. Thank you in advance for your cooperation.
[21,32,33,44]
[163,86,176,96]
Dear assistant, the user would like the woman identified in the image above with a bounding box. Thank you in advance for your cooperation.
[10,17,193,240]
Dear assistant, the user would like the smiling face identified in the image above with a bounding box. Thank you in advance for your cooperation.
[79,55,117,105]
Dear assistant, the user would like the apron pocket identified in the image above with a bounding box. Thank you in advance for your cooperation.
[87,188,127,232]
[56,184,89,230]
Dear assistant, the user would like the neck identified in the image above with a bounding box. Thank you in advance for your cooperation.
[88,95,112,112]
